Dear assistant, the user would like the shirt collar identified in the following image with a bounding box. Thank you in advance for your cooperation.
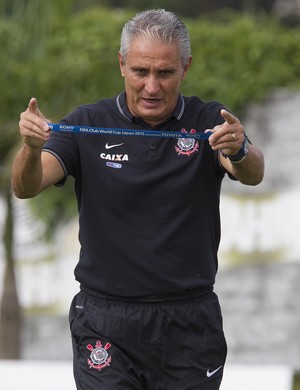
[116,91,185,124]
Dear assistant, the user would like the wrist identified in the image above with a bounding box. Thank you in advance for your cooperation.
[221,137,249,164]
[23,142,44,154]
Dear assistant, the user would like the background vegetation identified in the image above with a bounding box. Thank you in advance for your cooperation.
[0,0,300,359]
[2,4,300,230]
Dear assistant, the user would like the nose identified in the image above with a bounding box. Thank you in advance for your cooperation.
[144,75,160,95]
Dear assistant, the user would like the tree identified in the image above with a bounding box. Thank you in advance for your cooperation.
[0,0,72,359]
[0,127,21,358]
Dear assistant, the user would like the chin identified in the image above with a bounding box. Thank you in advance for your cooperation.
[140,108,166,120]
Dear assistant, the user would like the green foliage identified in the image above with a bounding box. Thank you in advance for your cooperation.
[24,9,300,120]
[67,0,277,19]
[2,6,299,121]
[37,7,131,120]
[184,12,300,115]
[1,6,300,233]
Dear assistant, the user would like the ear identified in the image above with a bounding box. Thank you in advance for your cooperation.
[181,56,192,80]
[118,52,125,77]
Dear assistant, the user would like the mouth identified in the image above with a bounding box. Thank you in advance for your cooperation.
[142,98,161,105]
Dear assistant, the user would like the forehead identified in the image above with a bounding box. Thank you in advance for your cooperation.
[126,37,183,67]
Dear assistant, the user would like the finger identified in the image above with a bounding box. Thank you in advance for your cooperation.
[20,113,49,136]
[220,109,237,125]
[27,98,50,131]
[20,117,46,136]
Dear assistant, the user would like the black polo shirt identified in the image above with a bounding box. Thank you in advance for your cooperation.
[43,92,228,297]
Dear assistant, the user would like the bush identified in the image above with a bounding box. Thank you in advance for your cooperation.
[184,13,300,114]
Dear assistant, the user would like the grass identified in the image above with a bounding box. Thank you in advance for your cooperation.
[294,373,300,390]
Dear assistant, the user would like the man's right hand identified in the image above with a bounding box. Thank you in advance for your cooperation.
[13,98,65,198]
[19,97,51,149]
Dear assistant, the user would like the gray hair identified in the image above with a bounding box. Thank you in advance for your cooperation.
[120,9,191,67]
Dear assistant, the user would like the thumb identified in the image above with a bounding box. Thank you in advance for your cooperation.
[220,109,237,125]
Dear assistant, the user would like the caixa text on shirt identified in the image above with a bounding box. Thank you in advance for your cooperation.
[100,153,129,161]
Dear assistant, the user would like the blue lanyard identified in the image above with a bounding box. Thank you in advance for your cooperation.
[48,123,211,140]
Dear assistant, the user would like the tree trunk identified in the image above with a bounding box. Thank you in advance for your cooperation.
[0,263,21,359]
[0,187,21,359]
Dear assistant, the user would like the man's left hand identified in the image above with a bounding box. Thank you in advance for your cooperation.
[207,109,244,156]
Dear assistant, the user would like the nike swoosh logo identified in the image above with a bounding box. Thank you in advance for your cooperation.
[105,142,124,149]
[206,366,223,378]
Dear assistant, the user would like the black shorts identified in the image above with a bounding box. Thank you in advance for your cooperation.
[69,287,227,390]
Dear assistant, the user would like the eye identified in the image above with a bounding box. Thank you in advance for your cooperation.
[159,69,175,77]
[132,67,148,76]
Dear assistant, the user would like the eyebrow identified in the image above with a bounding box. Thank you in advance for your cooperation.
[130,65,177,74]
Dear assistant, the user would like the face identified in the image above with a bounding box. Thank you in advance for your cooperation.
[118,37,192,127]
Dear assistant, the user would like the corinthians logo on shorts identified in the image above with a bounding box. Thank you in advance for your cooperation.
[87,340,112,371]
[175,128,199,156]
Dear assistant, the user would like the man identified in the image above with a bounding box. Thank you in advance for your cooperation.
[12,9,264,390]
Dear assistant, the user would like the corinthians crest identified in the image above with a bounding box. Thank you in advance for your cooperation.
[175,128,199,156]
[87,340,112,371]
